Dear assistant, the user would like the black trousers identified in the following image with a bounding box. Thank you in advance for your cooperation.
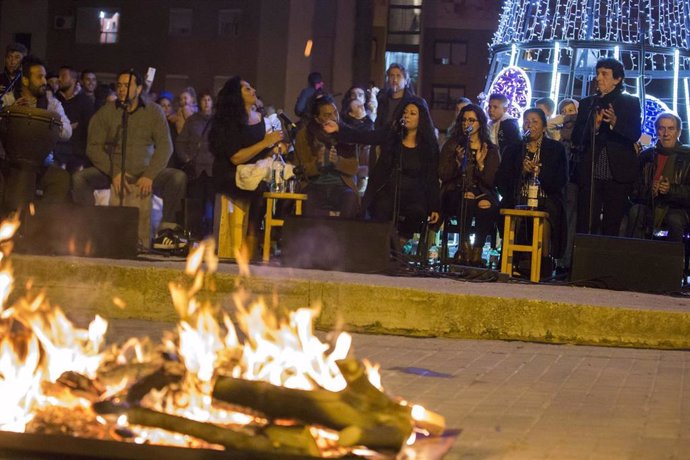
[441,189,498,247]
[184,172,215,239]
[577,179,631,236]
[303,182,358,219]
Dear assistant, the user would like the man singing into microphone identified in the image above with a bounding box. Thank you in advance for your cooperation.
[73,69,188,250]
[572,57,641,236]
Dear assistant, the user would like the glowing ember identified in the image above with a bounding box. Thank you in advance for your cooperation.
[0,221,445,457]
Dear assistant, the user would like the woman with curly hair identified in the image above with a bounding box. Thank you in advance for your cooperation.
[439,104,500,265]
[209,76,284,256]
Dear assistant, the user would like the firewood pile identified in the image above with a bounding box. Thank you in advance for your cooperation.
[0,225,450,458]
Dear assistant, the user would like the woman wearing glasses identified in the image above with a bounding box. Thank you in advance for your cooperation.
[439,104,500,265]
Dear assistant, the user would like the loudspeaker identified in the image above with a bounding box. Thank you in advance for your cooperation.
[15,203,139,259]
[570,234,684,293]
[281,216,392,274]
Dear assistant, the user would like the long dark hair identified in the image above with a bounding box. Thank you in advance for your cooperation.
[393,97,435,144]
[209,76,247,158]
[454,104,493,149]
[341,86,365,116]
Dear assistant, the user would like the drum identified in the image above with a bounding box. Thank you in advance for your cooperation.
[0,105,62,167]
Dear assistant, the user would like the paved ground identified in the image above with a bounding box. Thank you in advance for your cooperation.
[106,318,690,460]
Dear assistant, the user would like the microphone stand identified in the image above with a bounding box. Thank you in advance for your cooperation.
[118,71,134,207]
[585,97,599,234]
[391,122,404,254]
[458,131,472,258]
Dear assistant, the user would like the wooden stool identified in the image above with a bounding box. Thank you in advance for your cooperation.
[262,192,308,262]
[213,194,249,259]
[500,208,549,282]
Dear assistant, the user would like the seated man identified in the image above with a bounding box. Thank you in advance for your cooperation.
[0,55,72,214]
[628,112,690,243]
[294,93,359,218]
[72,69,187,250]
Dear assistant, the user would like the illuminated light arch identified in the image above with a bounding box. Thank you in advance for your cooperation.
[485,66,532,120]
[487,0,690,142]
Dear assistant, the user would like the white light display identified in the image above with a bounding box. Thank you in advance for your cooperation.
[489,0,690,142]
[486,66,532,119]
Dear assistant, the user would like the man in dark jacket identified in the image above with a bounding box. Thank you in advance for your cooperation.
[486,93,521,158]
[572,57,641,236]
[628,112,690,242]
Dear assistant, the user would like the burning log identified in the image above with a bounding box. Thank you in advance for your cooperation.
[125,362,185,403]
[212,359,414,450]
[94,404,320,456]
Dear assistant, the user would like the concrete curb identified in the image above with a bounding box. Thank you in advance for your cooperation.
[11,255,690,349]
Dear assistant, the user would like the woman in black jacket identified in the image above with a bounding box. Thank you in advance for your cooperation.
[325,96,440,239]
[496,108,568,262]
[439,104,500,265]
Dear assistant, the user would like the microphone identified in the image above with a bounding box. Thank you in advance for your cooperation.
[278,112,297,130]
[522,129,531,141]
[464,125,473,136]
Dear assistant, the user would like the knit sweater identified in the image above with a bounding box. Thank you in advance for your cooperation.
[86,100,172,179]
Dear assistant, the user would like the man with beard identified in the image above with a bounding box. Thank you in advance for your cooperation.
[627,112,690,243]
[572,57,641,236]
[0,42,27,94]
[55,65,95,171]
[0,55,72,213]
[72,69,187,250]
[80,69,97,104]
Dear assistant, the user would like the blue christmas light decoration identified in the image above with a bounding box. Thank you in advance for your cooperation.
[486,66,532,119]
[642,95,672,142]
[488,0,690,143]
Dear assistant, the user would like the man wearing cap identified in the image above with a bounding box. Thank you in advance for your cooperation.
[0,42,27,94]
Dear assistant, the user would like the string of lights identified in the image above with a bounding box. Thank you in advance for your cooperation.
[489,0,690,141]
[492,0,689,56]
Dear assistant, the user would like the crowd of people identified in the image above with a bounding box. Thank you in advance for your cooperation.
[0,41,686,279]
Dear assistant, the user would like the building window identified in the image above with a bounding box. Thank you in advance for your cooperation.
[431,85,466,110]
[434,41,467,65]
[169,8,193,37]
[387,0,422,46]
[218,9,241,37]
[76,8,119,44]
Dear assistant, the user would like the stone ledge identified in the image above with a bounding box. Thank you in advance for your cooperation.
[10,255,690,349]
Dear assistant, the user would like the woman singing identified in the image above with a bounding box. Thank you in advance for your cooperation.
[325,96,440,240]
[496,108,568,271]
[439,104,500,265]
[209,76,285,258]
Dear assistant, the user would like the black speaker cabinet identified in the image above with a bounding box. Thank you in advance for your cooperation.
[15,203,139,259]
[281,216,392,274]
[571,234,684,293]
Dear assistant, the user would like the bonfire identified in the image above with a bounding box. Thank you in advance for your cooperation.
[0,216,449,458]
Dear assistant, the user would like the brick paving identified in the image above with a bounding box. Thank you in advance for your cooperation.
[106,318,690,459]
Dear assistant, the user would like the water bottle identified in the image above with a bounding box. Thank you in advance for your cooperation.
[489,247,500,270]
[481,236,492,268]
[271,162,284,192]
[527,173,540,209]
